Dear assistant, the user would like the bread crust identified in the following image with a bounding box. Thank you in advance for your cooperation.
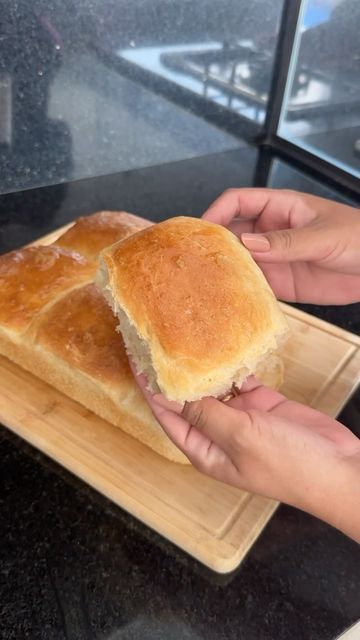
[0,245,94,333]
[0,211,286,463]
[54,210,152,263]
[0,211,187,464]
[100,217,288,402]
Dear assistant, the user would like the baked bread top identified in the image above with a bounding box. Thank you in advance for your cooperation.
[98,216,288,402]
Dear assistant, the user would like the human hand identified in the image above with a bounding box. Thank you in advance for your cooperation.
[133,365,360,542]
[203,188,360,305]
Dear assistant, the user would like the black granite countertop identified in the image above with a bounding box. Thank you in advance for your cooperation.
[1,148,360,640]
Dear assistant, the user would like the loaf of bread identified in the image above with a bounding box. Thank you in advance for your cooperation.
[0,210,285,464]
[0,211,189,463]
[97,217,288,403]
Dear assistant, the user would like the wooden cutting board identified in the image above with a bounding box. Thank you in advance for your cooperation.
[0,226,359,574]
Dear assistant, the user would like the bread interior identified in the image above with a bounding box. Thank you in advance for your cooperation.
[96,259,159,393]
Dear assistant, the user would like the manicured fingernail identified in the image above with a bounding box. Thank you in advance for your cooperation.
[241,233,271,252]
[153,394,183,413]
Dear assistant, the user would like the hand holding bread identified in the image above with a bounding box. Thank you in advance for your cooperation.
[132,370,360,543]
[121,188,360,543]
[97,216,288,403]
[203,188,360,304]
[1,188,359,544]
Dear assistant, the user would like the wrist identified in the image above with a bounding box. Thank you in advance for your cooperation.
[304,450,360,542]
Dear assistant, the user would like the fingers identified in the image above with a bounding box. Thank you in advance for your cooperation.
[226,387,358,452]
[152,393,253,455]
[152,393,183,413]
[181,397,253,451]
[227,218,256,237]
[151,406,194,452]
[240,221,332,263]
[202,188,300,227]
[131,357,277,453]
[127,361,227,464]
[128,369,207,458]
[203,188,259,226]
[238,375,262,392]
[203,188,326,265]
[226,384,287,413]
[151,395,235,474]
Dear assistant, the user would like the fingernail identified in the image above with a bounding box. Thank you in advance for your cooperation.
[153,394,183,413]
[241,233,271,252]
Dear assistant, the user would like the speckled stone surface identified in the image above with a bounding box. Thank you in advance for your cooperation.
[0,148,359,639]
[1,427,360,640]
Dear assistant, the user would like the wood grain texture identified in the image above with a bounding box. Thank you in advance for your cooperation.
[0,225,359,573]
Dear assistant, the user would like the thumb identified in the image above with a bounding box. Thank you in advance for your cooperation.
[241,225,326,262]
[182,397,255,452]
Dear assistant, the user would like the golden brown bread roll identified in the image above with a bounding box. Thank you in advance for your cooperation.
[0,245,94,334]
[97,216,288,403]
[31,283,187,462]
[54,210,152,263]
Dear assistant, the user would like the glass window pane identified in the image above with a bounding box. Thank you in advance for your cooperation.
[268,158,357,205]
[114,1,284,127]
[278,0,360,178]
[0,0,284,195]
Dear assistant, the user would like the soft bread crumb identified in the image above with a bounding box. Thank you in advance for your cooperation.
[96,258,159,392]
[115,306,159,394]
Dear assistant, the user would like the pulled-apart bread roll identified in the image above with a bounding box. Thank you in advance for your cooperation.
[97,216,288,403]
